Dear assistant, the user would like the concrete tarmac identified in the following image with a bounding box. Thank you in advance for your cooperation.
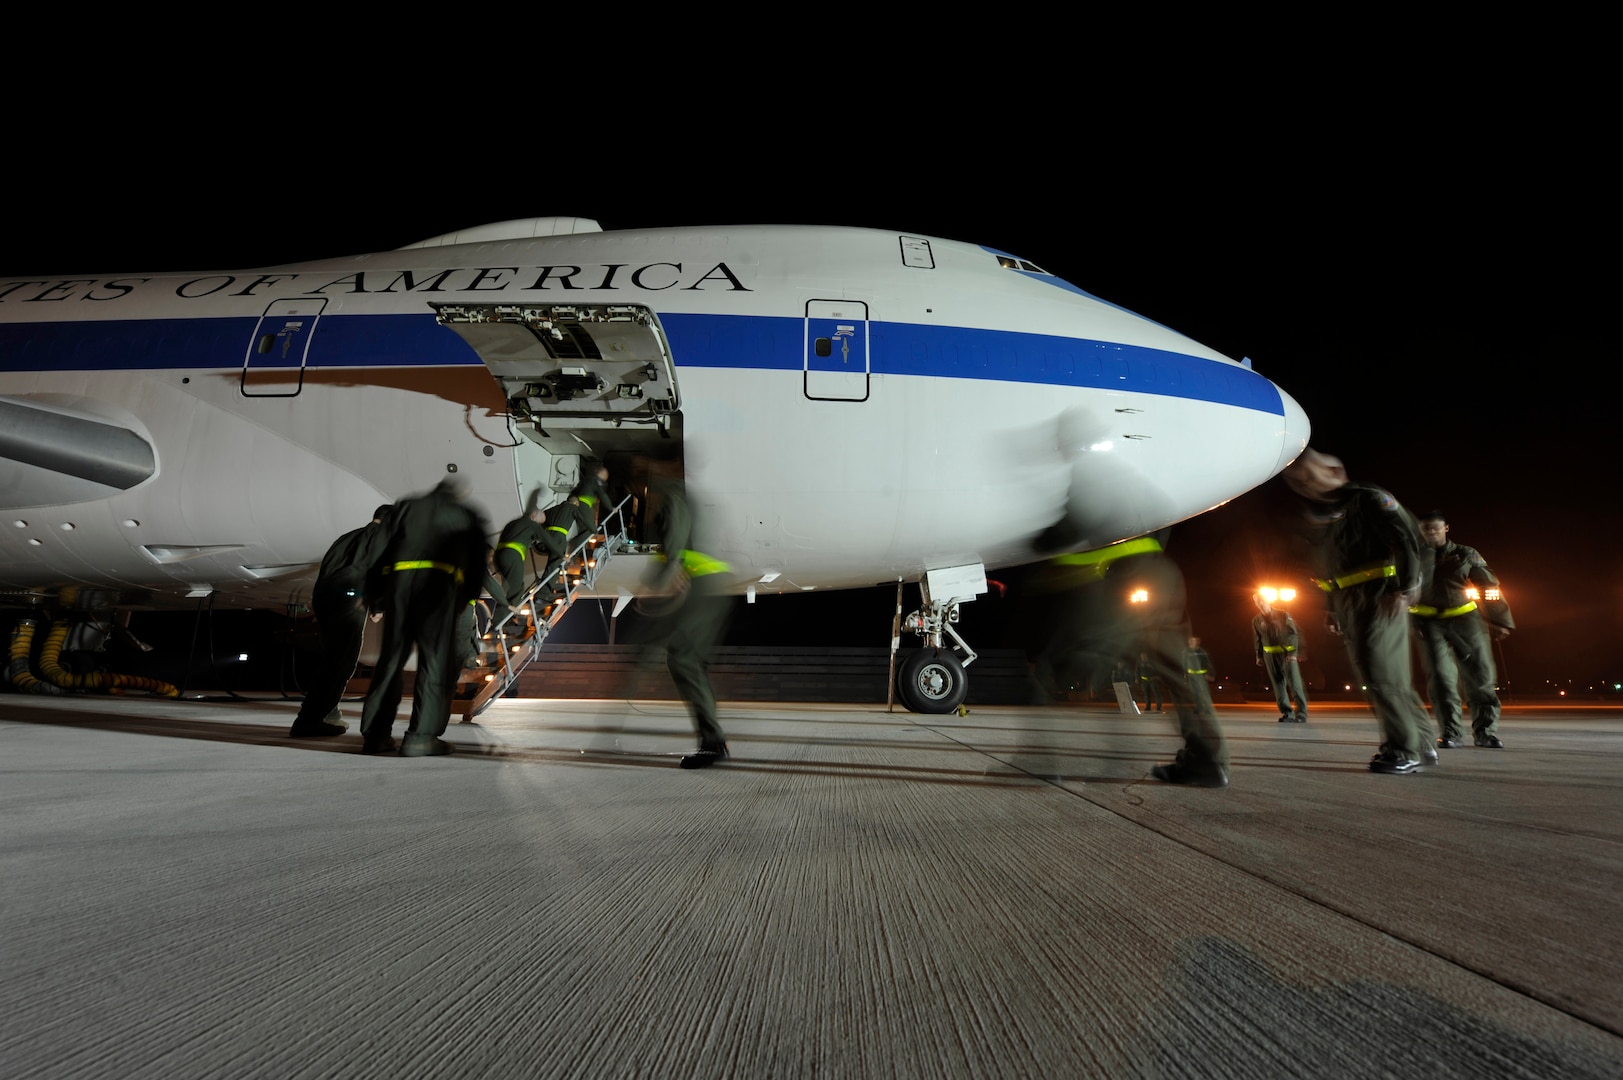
[2,696,1620,1078]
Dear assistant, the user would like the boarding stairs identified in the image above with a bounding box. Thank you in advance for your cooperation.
[457,495,652,720]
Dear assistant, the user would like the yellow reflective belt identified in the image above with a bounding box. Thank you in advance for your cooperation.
[1261,645,1296,654]
[1314,564,1396,591]
[678,549,730,577]
[1187,668,1208,675]
[1052,536,1163,577]
[578,495,597,509]
[1410,600,1478,618]
[502,542,527,555]
[387,560,465,584]
[547,526,569,535]
[1054,536,1163,566]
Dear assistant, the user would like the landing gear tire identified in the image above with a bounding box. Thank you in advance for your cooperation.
[897,649,968,714]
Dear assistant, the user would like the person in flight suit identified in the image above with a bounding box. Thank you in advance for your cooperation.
[1252,592,1309,722]
[1412,511,1515,749]
[544,462,612,574]
[1283,449,1437,775]
[493,503,564,627]
[1026,552,1132,701]
[359,477,491,757]
[541,497,579,583]
[1136,651,1163,712]
[568,460,611,537]
[289,505,394,738]
[1032,529,1229,787]
[1183,636,1217,719]
[634,461,734,769]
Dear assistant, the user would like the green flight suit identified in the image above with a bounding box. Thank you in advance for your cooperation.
[636,476,731,753]
[1135,653,1163,711]
[1306,483,1432,762]
[1253,608,1309,720]
[1040,536,1227,771]
[570,468,611,535]
[1183,645,1216,718]
[494,514,562,608]
[294,512,393,731]
[360,481,490,748]
[1029,550,1138,698]
[540,503,577,584]
[1412,540,1514,742]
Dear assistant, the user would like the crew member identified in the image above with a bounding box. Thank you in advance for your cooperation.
[1283,449,1437,775]
[1136,651,1163,712]
[1253,592,1309,722]
[359,477,490,757]
[1412,511,1515,749]
[635,461,733,769]
[290,505,393,738]
[1183,636,1217,719]
[493,504,564,627]
[568,460,611,536]
[542,498,578,589]
[1027,550,1133,701]
[1033,531,1229,787]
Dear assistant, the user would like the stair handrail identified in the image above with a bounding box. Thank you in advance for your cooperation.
[464,494,637,716]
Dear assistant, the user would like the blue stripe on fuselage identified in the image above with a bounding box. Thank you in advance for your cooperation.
[0,314,465,373]
[0,311,1282,415]
[657,314,1282,415]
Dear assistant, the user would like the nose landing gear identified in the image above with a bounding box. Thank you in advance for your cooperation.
[892,564,985,714]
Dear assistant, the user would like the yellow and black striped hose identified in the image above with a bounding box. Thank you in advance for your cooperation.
[8,619,65,694]
[34,620,180,697]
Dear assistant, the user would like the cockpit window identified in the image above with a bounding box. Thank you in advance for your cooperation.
[996,254,1050,275]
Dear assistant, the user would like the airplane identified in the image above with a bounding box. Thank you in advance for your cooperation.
[0,217,1309,711]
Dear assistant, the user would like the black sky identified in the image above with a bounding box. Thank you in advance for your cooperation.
[6,62,1616,692]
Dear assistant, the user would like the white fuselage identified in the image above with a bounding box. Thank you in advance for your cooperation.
[0,221,1308,606]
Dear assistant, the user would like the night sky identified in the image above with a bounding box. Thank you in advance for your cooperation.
[6,71,1615,696]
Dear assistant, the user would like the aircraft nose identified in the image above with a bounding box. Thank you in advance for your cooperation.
[1275,384,1311,473]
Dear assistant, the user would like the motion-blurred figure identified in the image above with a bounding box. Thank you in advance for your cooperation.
[1028,546,1146,701]
[359,477,490,757]
[1283,449,1436,775]
[1110,658,1136,699]
[1412,511,1515,750]
[1183,636,1216,718]
[290,504,393,738]
[632,459,734,769]
[1030,532,1228,786]
[1252,592,1309,723]
[568,460,611,536]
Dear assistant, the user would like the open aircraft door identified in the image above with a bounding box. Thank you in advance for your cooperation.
[804,300,870,402]
[434,303,681,466]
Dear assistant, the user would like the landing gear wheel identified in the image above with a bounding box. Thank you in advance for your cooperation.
[897,649,968,714]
